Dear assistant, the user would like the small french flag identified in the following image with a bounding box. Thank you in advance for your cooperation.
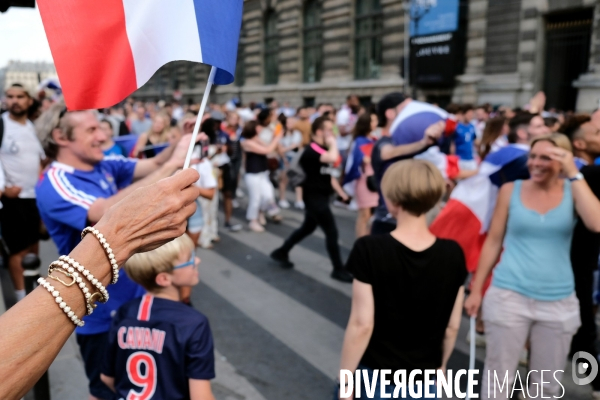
[37,0,243,110]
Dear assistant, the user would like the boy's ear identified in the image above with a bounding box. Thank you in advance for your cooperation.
[155,272,171,288]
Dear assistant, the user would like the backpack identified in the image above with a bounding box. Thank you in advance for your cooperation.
[286,148,306,188]
[0,115,4,148]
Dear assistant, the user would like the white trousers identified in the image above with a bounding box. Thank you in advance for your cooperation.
[245,171,275,221]
[480,286,581,400]
[199,194,219,248]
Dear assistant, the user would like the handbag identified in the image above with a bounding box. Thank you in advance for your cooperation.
[286,148,306,188]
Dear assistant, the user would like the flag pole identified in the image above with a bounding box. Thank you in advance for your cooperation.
[183,66,217,169]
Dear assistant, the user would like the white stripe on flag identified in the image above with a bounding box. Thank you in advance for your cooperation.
[122,0,203,87]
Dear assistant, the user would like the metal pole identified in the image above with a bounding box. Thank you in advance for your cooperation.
[22,253,51,400]
[183,66,217,169]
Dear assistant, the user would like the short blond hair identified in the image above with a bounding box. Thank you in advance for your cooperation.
[381,159,446,216]
[530,133,573,153]
[124,234,195,290]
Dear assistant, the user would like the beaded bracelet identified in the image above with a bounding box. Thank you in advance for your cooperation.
[48,261,94,316]
[58,255,109,303]
[81,227,119,284]
[38,277,84,327]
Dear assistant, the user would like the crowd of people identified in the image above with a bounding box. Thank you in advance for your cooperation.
[2,81,600,400]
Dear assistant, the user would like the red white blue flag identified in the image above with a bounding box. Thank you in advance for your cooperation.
[430,144,530,273]
[37,0,243,110]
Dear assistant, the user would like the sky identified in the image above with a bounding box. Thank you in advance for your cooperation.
[0,6,53,68]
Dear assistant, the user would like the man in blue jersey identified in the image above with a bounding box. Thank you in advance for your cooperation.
[452,104,477,171]
[101,234,215,400]
[370,93,445,235]
[35,105,197,400]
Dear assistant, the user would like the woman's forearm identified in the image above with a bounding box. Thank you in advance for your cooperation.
[339,323,373,373]
[441,327,459,371]
[0,235,113,400]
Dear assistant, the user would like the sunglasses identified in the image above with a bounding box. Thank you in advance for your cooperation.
[173,252,197,270]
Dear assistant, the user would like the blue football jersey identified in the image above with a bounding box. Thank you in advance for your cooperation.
[36,156,137,256]
[103,295,215,400]
[452,123,476,161]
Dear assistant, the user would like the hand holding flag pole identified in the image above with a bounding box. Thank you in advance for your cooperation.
[183,66,216,169]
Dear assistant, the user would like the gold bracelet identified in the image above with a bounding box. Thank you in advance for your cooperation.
[38,277,84,327]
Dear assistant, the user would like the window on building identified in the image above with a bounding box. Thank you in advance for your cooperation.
[187,64,196,89]
[355,0,383,80]
[303,0,322,83]
[303,97,315,107]
[235,43,245,87]
[170,63,179,90]
[264,9,278,84]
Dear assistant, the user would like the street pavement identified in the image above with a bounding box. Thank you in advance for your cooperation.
[1,190,596,399]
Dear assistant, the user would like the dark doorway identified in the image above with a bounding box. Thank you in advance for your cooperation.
[543,9,593,112]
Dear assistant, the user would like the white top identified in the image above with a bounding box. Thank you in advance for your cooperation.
[280,130,303,158]
[193,159,217,189]
[0,113,45,198]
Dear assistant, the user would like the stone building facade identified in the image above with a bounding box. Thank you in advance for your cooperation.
[135,0,600,112]
[1,61,56,93]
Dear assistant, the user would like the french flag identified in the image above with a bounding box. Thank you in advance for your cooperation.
[430,144,530,273]
[389,101,459,179]
[37,0,243,110]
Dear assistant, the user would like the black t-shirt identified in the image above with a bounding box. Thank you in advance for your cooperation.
[245,151,268,173]
[347,235,467,373]
[571,165,600,273]
[300,142,333,196]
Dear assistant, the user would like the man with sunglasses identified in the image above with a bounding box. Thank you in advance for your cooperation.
[562,111,600,397]
[34,104,198,400]
[0,83,45,303]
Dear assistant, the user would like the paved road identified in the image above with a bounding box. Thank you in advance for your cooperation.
[2,191,595,399]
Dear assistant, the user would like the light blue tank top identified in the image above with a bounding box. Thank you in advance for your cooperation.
[492,180,575,300]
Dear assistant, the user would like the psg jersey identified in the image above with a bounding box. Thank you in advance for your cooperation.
[103,295,215,400]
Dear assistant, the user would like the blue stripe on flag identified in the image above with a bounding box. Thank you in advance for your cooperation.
[193,0,243,85]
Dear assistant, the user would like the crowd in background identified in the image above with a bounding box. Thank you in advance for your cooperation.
[4,83,600,399]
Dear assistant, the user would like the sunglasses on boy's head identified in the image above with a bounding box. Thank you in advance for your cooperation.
[173,252,196,270]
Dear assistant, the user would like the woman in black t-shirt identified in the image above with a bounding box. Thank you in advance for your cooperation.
[240,121,282,232]
[338,159,467,399]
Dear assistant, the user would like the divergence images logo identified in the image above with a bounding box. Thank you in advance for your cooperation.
[572,351,599,386]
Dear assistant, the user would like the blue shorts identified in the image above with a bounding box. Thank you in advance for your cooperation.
[76,332,116,400]
[187,199,204,234]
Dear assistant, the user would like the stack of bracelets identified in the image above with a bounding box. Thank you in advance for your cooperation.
[37,226,118,327]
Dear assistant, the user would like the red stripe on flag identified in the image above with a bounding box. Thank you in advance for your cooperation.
[137,295,153,321]
[446,155,460,180]
[430,199,486,274]
[37,0,137,110]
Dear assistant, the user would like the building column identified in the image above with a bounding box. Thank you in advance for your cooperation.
[574,1,600,112]
[452,0,488,104]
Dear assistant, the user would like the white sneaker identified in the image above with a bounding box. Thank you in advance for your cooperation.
[236,188,244,198]
[294,201,305,210]
[278,199,290,209]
